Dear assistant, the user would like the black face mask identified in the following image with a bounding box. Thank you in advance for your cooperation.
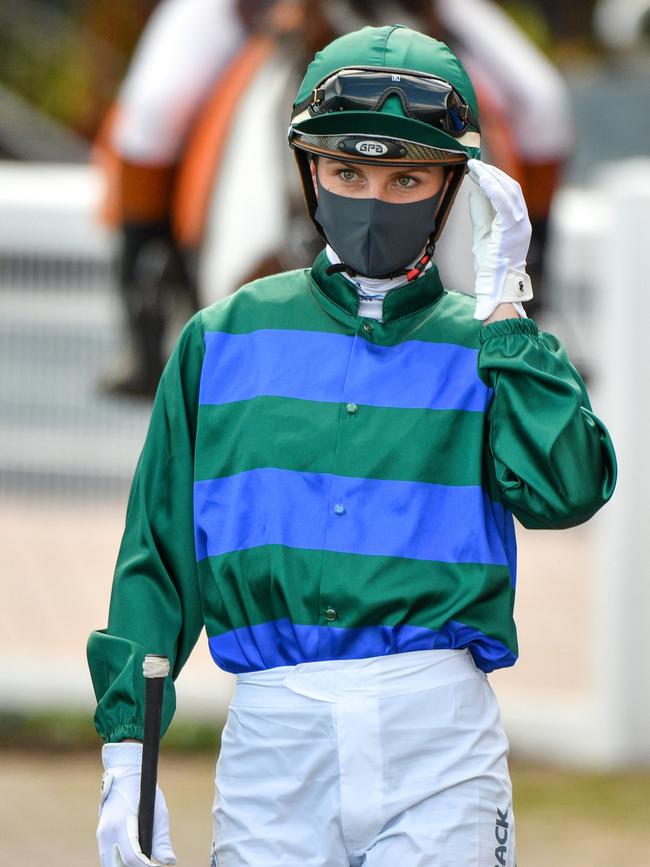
[314,177,443,278]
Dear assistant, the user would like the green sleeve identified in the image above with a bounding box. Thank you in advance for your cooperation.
[87,312,206,742]
[478,317,617,529]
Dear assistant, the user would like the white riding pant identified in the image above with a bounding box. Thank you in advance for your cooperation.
[211,649,516,866]
[113,0,246,163]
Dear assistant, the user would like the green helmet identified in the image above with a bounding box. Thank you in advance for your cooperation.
[289,25,481,243]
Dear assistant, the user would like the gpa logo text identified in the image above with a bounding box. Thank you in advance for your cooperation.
[355,140,388,156]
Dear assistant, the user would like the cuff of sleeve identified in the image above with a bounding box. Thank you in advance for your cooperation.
[479,317,539,342]
[103,722,145,744]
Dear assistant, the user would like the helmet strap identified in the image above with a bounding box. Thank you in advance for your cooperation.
[326,240,436,282]
[405,241,435,282]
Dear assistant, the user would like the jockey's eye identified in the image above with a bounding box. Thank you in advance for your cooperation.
[395,175,418,189]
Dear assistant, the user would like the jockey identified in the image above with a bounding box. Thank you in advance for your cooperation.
[90,24,615,867]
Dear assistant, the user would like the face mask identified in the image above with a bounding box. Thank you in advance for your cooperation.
[314,177,443,278]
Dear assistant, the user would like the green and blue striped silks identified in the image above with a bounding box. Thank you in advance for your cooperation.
[193,259,513,674]
[87,252,616,742]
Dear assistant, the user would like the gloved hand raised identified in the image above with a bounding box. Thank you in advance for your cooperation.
[467,159,533,321]
[97,742,177,867]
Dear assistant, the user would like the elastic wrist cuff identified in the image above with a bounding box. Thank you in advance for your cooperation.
[103,722,145,744]
[479,317,538,342]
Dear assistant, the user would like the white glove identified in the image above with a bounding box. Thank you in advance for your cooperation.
[467,159,533,321]
[97,742,177,867]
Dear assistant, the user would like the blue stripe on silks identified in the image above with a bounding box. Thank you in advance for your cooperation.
[485,498,517,588]
[193,467,511,568]
[207,618,517,674]
[200,329,491,413]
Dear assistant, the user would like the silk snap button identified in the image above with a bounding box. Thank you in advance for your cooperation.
[363,321,374,334]
[334,504,345,516]
[346,402,358,414]
[325,608,337,621]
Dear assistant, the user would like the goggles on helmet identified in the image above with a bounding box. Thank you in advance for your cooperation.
[302,66,479,138]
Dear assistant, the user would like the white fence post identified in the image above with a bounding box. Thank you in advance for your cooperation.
[592,159,650,765]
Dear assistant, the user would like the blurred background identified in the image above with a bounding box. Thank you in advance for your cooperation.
[1,1,649,864]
